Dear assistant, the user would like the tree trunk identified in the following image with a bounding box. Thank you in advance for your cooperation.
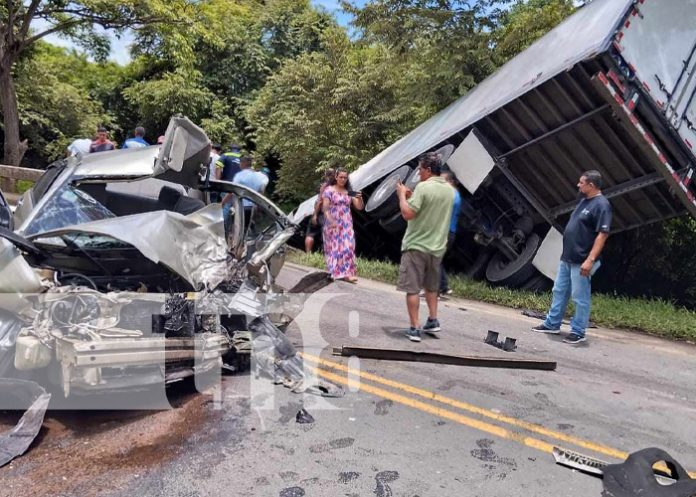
[0,62,28,166]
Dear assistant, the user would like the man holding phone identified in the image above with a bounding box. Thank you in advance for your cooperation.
[395,152,455,342]
[532,170,612,345]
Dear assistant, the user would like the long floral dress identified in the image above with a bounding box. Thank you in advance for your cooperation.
[322,186,357,279]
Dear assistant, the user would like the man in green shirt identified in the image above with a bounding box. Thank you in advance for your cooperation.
[396,152,455,342]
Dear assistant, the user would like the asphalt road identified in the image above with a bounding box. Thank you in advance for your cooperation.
[2,264,695,497]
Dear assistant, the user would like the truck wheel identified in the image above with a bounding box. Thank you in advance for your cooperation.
[485,233,541,287]
[379,210,407,234]
[465,249,493,280]
[364,165,412,218]
[520,273,552,293]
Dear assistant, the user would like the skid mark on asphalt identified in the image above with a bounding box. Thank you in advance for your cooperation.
[309,437,355,453]
[302,353,628,461]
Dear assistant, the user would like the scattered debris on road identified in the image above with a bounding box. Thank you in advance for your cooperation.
[553,446,696,495]
[295,408,314,424]
[484,330,517,352]
[333,346,556,370]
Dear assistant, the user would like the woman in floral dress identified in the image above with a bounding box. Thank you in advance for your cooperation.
[321,168,364,282]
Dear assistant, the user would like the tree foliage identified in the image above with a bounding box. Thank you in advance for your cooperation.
[248,28,421,200]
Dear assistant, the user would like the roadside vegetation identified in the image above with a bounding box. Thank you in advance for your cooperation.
[2,0,696,317]
[288,250,696,342]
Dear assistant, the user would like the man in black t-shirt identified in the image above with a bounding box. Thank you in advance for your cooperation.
[533,170,612,345]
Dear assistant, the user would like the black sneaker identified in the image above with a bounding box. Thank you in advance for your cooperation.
[423,317,441,333]
[405,327,422,342]
[440,288,453,297]
[532,323,560,334]
[563,334,586,345]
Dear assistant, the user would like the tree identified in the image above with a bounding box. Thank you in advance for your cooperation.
[13,42,115,165]
[493,0,575,63]
[247,28,421,201]
[0,0,194,166]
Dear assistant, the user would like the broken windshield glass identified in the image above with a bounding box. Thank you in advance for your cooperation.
[25,185,115,237]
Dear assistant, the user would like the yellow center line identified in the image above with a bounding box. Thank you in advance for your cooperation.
[311,366,558,454]
[302,352,628,460]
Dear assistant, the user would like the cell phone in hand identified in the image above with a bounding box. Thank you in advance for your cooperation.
[347,190,359,197]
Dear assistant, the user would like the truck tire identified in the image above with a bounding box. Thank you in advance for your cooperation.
[485,233,541,287]
[379,210,407,234]
[520,273,552,293]
[364,165,412,219]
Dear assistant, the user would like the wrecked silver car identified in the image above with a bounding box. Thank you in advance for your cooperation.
[0,117,335,398]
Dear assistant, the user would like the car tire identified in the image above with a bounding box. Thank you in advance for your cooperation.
[364,165,412,219]
[485,233,541,287]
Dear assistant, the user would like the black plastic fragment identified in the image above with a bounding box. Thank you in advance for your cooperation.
[295,408,315,424]
[602,448,696,497]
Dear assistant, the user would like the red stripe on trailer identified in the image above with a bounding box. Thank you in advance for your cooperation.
[658,153,668,164]
[642,81,651,92]
[615,33,624,43]
[597,72,609,85]
[631,9,638,17]
[607,71,626,93]
[627,95,639,111]
[656,100,664,109]
[625,20,631,28]
[628,63,637,73]
[673,172,682,182]
[685,171,693,187]
[685,138,693,149]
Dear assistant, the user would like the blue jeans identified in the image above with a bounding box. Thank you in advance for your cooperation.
[543,260,600,337]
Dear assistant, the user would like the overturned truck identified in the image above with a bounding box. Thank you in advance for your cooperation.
[295,0,696,289]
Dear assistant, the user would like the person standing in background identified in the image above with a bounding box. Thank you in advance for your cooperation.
[395,153,454,343]
[216,144,242,181]
[439,171,461,297]
[532,170,612,345]
[123,126,150,149]
[321,168,363,282]
[89,127,115,153]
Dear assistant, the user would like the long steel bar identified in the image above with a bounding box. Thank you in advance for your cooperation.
[499,105,610,159]
[333,346,557,371]
[549,172,665,217]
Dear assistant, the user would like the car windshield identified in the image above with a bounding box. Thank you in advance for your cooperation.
[25,184,115,236]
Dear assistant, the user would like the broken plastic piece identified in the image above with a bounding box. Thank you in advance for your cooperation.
[0,379,51,467]
[602,448,696,497]
[295,408,315,424]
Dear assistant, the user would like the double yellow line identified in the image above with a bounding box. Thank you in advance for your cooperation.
[302,351,695,477]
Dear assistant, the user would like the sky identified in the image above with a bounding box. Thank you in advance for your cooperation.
[38,0,356,66]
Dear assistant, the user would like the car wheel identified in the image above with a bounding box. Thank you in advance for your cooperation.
[485,233,541,287]
[364,165,411,218]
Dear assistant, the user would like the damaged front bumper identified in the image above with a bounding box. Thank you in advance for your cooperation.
[53,333,231,396]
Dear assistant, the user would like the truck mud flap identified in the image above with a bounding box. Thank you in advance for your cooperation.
[0,379,51,467]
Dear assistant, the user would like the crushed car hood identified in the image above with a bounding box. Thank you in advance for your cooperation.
[32,204,228,290]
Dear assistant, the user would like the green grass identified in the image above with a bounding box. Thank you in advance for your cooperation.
[288,250,696,341]
[16,180,34,194]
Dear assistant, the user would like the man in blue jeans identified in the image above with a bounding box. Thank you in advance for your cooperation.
[532,170,612,345]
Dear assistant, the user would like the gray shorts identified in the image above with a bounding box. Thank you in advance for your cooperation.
[397,250,442,294]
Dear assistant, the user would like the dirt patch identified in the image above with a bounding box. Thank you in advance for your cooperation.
[0,384,222,497]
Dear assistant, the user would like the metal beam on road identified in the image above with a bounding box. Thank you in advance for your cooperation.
[332,346,557,371]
